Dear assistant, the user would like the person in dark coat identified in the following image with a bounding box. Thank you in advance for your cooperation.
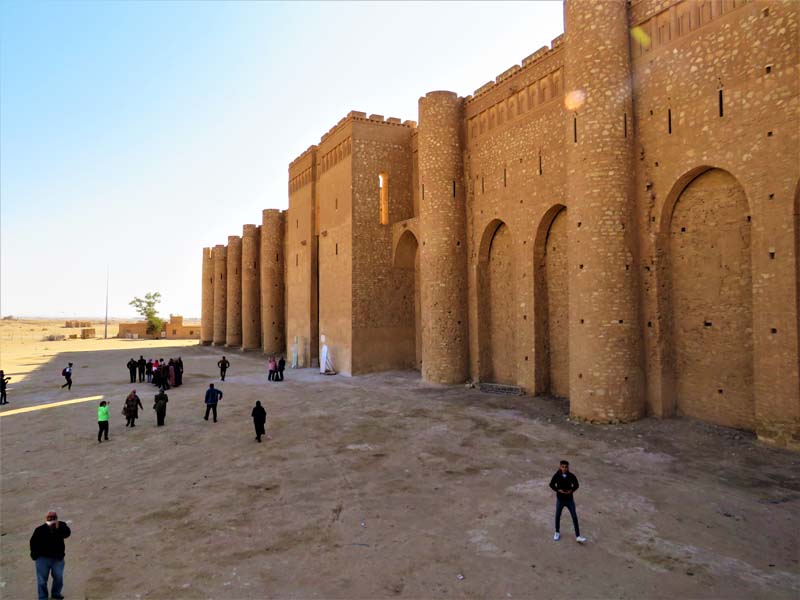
[145,359,154,383]
[126,358,137,384]
[0,370,10,404]
[174,357,183,387]
[153,389,168,426]
[60,363,73,390]
[30,510,71,600]
[137,355,146,383]
[277,356,286,382]
[549,460,587,543]
[124,390,143,427]
[160,360,170,390]
[204,383,223,422]
[251,400,267,442]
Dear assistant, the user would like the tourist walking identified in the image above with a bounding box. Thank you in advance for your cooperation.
[549,460,586,543]
[0,370,10,404]
[218,356,230,381]
[126,358,137,384]
[97,400,110,442]
[277,356,286,381]
[137,355,146,383]
[204,383,223,422]
[60,363,73,390]
[124,390,143,427]
[153,388,169,426]
[268,356,277,381]
[30,511,71,600]
[251,400,267,442]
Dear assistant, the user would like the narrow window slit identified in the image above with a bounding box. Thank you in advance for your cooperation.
[718,89,724,117]
[668,108,672,134]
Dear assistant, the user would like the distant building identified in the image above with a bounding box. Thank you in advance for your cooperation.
[118,315,200,340]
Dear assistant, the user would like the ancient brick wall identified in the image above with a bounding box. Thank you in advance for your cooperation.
[261,209,285,355]
[317,119,354,374]
[212,244,227,346]
[241,224,261,350]
[350,116,416,374]
[202,0,799,447]
[286,147,318,367]
[225,235,243,347]
[200,247,213,344]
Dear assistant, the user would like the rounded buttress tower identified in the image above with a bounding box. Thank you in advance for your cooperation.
[225,235,243,347]
[241,224,261,350]
[418,91,468,384]
[261,209,285,354]
[564,0,644,421]
[212,244,227,346]
[201,247,214,345]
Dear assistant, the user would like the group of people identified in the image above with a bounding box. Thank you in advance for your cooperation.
[126,356,184,389]
[267,356,286,381]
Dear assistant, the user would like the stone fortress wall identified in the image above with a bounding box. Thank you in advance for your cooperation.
[201,0,799,448]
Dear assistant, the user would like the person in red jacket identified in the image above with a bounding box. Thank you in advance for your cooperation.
[30,511,71,600]
[549,460,587,543]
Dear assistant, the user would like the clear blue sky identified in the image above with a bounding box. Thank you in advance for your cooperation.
[1,0,564,319]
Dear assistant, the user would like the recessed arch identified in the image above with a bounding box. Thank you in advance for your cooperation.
[664,167,754,429]
[392,229,420,370]
[478,219,516,384]
[533,204,569,397]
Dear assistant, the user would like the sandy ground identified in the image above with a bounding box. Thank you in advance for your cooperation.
[0,320,798,599]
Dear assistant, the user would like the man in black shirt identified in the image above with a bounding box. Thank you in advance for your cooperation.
[137,355,146,383]
[126,358,137,383]
[218,356,230,381]
[548,460,587,543]
[30,511,71,600]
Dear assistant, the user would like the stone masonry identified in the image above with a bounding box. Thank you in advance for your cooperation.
[201,0,799,448]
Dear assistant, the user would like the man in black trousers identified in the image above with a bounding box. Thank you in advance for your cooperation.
[217,356,230,381]
[549,460,587,543]
[137,355,146,383]
[126,358,137,384]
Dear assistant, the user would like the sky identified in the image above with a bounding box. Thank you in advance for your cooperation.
[0,0,564,320]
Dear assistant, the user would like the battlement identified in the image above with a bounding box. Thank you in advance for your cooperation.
[465,34,564,104]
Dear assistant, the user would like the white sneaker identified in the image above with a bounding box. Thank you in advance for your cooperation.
[553,532,560,541]
[576,536,587,543]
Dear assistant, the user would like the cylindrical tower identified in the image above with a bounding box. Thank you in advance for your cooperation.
[226,235,243,347]
[261,209,285,354]
[418,91,468,384]
[212,244,227,345]
[564,0,644,422]
[241,224,261,350]
[200,247,214,345]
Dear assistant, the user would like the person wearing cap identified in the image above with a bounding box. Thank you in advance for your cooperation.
[30,511,71,600]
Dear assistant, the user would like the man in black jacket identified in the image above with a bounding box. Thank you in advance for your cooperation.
[549,460,587,543]
[137,355,146,383]
[127,358,137,383]
[30,511,71,600]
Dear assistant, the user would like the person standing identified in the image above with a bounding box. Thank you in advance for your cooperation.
[97,400,110,442]
[217,356,230,381]
[145,359,154,383]
[0,370,11,404]
[168,359,176,388]
[126,358,137,384]
[277,356,286,382]
[267,356,277,381]
[174,357,183,387]
[60,363,73,390]
[549,460,587,543]
[30,511,71,600]
[204,383,223,422]
[137,355,146,383]
[124,390,143,427]
[251,400,267,442]
[153,388,169,426]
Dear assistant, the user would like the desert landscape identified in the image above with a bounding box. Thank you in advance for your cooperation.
[0,318,798,599]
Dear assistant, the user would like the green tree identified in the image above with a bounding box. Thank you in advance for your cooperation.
[129,292,164,334]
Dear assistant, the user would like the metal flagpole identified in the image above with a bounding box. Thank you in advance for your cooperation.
[104,266,109,339]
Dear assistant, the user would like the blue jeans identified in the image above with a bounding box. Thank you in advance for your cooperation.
[35,557,64,600]
[555,496,580,537]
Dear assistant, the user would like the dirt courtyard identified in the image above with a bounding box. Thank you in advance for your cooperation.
[0,328,798,599]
